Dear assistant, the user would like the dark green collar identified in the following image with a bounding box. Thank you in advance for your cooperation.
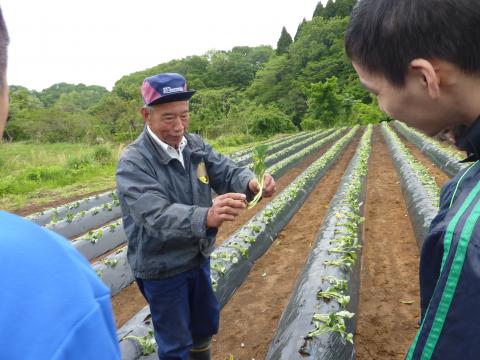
[456,116,480,163]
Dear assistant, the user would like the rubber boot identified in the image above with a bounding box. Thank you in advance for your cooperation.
[189,336,212,360]
[188,347,211,360]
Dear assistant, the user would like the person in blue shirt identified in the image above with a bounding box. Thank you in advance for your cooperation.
[0,9,121,360]
[345,0,480,359]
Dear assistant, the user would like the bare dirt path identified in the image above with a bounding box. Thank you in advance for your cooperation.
[211,135,361,360]
[355,127,421,359]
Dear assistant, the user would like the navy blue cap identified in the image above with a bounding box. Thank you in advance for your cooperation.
[141,73,196,106]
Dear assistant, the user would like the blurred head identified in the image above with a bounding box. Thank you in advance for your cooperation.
[345,0,480,136]
[140,100,190,149]
[0,8,9,140]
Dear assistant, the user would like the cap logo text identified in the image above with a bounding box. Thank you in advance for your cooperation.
[163,86,184,94]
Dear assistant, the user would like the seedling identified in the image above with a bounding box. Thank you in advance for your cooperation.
[86,229,103,244]
[50,211,59,224]
[102,258,118,267]
[125,330,156,355]
[65,211,74,224]
[211,277,218,291]
[229,242,249,258]
[211,263,227,276]
[307,311,354,344]
[317,280,350,307]
[249,224,262,234]
[248,144,268,209]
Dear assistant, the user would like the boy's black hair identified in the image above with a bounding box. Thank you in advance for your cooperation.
[345,0,480,86]
[0,8,8,89]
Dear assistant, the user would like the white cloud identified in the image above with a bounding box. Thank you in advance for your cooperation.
[2,0,323,90]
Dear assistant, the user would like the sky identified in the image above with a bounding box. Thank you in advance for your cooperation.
[2,0,324,91]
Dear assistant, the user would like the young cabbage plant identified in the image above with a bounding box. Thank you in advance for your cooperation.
[124,330,156,356]
[317,280,350,307]
[307,311,355,344]
[248,144,268,209]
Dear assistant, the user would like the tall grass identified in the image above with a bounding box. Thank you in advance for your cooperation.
[0,142,120,211]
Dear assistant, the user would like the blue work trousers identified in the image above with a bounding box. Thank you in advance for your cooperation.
[136,260,219,360]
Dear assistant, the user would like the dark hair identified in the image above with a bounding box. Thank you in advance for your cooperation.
[345,0,480,86]
[0,8,9,89]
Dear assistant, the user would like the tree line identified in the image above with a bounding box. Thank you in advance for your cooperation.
[5,0,387,144]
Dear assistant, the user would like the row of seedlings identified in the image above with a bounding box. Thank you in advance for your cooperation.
[392,120,467,177]
[228,132,303,160]
[381,122,440,248]
[44,194,122,239]
[268,128,344,179]
[116,126,360,359]
[261,129,335,169]
[266,125,372,359]
[234,131,317,166]
[26,190,118,226]
[72,219,126,261]
[92,128,347,295]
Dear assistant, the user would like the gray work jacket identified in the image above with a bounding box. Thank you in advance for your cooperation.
[116,129,254,279]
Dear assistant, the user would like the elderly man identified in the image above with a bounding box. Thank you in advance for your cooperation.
[116,73,276,360]
[346,0,480,358]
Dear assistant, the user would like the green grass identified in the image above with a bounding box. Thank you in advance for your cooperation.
[0,142,123,212]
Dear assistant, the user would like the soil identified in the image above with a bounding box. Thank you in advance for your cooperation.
[13,187,115,216]
[216,136,339,245]
[355,127,421,359]
[394,129,451,187]
[210,134,361,360]
[111,136,340,329]
[111,281,147,329]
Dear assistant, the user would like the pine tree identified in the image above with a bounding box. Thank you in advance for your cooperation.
[335,0,357,17]
[294,18,307,41]
[324,0,337,18]
[313,1,325,18]
[276,27,293,55]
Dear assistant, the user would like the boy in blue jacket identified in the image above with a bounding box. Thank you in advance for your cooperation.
[346,0,480,358]
[0,9,121,360]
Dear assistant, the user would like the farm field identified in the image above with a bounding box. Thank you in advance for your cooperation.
[14,122,463,359]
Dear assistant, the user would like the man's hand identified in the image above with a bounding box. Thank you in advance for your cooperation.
[248,173,276,198]
[206,193,247,228]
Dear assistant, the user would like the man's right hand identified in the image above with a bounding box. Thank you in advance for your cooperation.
[206,193,247,228]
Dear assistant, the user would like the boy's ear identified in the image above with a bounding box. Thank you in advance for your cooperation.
[410,58,441,99]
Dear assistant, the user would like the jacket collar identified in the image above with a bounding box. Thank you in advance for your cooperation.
[455,116,480,163]
[146,125,188,154]
[142,127,204,165]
